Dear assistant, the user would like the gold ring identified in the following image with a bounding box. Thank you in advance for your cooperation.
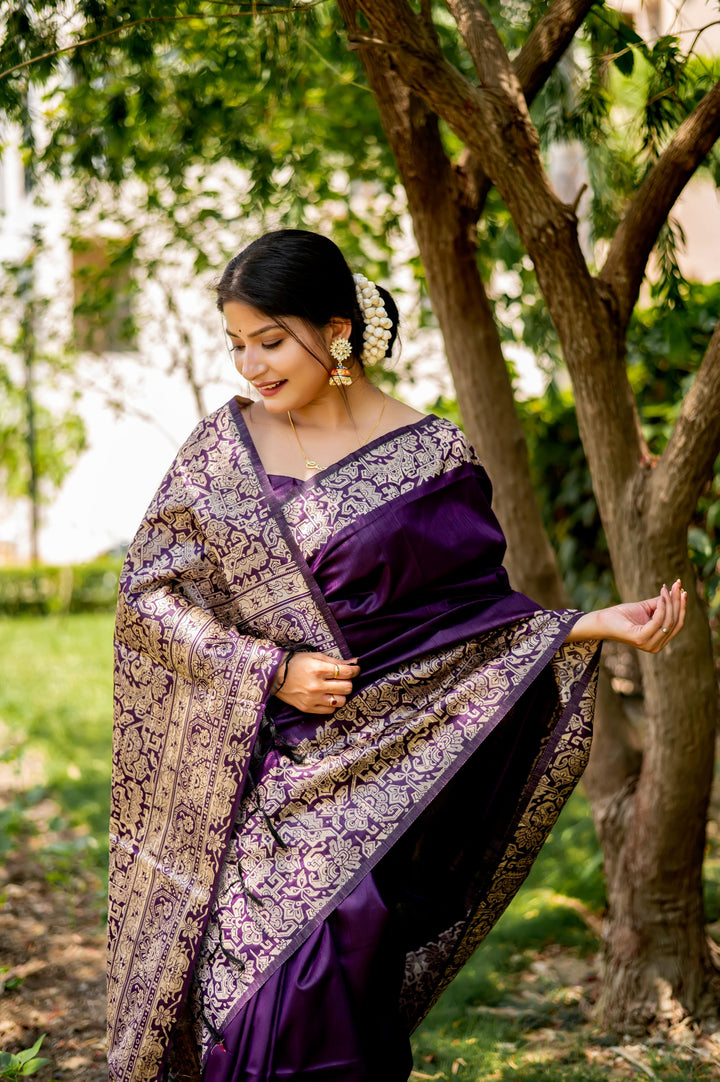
[662,627,669,633]
[330,696,338,707]
[333,664,340,679]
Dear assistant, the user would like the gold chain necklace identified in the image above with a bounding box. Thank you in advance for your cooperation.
[288,396,387,472]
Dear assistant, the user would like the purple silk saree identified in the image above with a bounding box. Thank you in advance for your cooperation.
[108,398,600,1082]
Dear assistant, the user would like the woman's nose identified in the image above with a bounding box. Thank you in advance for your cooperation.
[238,348,267,380]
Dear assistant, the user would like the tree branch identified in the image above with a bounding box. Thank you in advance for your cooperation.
[356,0,648,516]
[649,319,720,530]
[350,0,548,212]
[446,0,526,100]
[514,0,598,106]
[600,76,720,334]
[452,0,597,216]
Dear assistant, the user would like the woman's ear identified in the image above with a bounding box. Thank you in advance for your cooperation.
[328,317,353,344]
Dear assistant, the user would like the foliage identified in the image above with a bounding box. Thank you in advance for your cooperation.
[0,246,87,513]
[630,282,720,620]
[0,1,417,445]
[0,780,45,863]
[519,385,614,611]
[0,373,85,501]
[533,8,720,261]
[0,556,123,615]
[0,1036,49,1080]
[0,0,402,271]
[3,0,716,433]
[520,284,720,617]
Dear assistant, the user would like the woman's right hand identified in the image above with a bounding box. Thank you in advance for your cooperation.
[271,652,361,714]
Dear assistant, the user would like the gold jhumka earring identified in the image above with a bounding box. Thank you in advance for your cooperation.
[329,337,353,387]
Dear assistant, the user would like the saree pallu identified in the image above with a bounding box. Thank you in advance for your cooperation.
[108,398,600,1082]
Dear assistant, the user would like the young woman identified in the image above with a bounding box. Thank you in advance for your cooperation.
[107,230,685,1082]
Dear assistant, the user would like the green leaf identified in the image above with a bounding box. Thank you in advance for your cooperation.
[13,1036,45,1066]
[688,527,713,559]
[616,20,644,47]
[18,1056,50,1076]
[613,46,634,75]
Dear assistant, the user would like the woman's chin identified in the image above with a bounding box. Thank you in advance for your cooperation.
[257,396,290,414]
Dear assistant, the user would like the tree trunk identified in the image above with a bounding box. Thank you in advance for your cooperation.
[587,508,719,1025]
[339,12,566,608]
[340,0,720,1029]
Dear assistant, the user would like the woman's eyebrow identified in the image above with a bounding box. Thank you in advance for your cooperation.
[226,323,280,339]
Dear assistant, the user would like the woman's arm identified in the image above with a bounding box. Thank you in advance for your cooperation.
[115,475,288,688]
[565,578,687,652]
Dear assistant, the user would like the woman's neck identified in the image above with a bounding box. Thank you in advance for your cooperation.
[282,375,383,432]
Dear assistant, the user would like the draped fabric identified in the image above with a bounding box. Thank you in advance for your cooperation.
[108,398,600,1082]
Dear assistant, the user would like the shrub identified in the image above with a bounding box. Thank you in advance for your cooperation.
[0,556,123,616]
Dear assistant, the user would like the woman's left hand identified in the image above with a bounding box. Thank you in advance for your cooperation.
[567,579,687,651]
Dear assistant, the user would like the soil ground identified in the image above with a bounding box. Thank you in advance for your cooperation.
[0,800,107,1081]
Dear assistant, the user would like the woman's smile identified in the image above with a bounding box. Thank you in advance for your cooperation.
[254,379,288,397]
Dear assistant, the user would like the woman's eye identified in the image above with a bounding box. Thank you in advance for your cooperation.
[263,340,282,350]
[230,343,244,354]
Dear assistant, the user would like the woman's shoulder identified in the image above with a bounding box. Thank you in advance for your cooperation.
[377,395,426,431]
[377,396,480,466]
[176,397,245,459]
[382,397,465,438]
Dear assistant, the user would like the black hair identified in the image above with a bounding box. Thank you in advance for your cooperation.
[215,229,398,367]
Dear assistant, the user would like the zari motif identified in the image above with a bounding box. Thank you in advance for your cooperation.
[276,414,474,560]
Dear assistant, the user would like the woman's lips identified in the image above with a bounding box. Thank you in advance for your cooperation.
[256,380,287,397]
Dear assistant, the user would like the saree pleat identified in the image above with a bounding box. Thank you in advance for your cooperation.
[109,399,599,1082]
[203,874,411,1082]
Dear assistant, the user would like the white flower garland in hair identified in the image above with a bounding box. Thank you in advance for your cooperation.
[353,273,393,363]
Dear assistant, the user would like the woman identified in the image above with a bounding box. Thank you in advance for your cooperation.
[107,230,685,1082]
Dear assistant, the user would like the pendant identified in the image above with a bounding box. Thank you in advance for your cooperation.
[306,460,323,470]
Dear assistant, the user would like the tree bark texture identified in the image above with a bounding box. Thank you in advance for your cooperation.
[339,0,720,1029]
[339,0,566,607]
[587,543,719,1026]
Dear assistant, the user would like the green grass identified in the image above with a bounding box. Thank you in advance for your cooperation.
[0,613,115,871]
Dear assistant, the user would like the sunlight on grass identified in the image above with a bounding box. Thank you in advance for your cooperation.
[0,613,115,867]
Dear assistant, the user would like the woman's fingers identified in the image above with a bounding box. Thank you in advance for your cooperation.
[274,652,360,713]
[647,580,686,652]
[321,657,360,680]
[665,580,686,642]
[324,679,354,695]
[659,581,683,637]
[305,693,347,715]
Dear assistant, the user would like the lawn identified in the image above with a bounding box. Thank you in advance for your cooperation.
[0,613,115,872]
[2,613,720,1080]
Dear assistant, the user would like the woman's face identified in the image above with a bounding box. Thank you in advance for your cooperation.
[223,301,338,414]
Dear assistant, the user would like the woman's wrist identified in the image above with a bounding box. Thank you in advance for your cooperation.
[564,610,606,643]
[270,651,292,695]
